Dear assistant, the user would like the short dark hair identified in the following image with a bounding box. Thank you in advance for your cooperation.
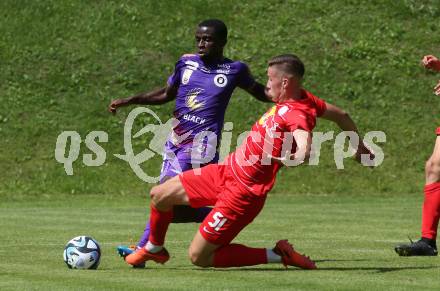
[198,19,228,41]
[268,54,305,78]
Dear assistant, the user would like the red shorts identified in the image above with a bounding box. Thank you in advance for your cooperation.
[436,127,440,135]
[179,164,266,245]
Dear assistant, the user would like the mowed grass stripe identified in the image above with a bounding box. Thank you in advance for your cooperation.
[1,194,439,290]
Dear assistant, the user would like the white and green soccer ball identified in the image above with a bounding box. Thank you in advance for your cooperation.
[63,236,101,269]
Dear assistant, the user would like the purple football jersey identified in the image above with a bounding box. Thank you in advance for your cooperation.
[166,54,255,162]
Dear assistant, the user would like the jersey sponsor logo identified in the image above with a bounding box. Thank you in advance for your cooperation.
[216,69,230,74]
[214,74,228,87]
[182,69,193,85]
[217,63,231,70]
[216,64,230,74]
[183,114,206,125]
[258,106,276,125]
[182,61,199,84]
[185,88,205,110]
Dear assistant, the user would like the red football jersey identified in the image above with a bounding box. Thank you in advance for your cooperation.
[227,89,326,195]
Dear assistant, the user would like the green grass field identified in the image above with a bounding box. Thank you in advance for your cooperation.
[1,0,440,196]
[2,0,440,289]
[1,194,439,290]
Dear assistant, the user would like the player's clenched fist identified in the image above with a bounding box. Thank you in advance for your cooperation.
[422,55,440,72]
[355,143,375,167]
[108,99,128,114]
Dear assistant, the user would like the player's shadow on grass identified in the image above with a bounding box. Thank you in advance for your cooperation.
[130,264,440,273]
[193,261,440,273]
[194,265,440,273]
[314,259,372,263]
[318,265,440,273]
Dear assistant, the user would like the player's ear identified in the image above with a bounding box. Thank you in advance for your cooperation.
[282,77,288,89]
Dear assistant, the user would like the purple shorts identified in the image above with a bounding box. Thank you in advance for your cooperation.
[159,140,219,183]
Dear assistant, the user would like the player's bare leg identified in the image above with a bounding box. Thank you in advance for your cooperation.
[188,229,316,269]
[425,132,440,185]
[118,173,212,264]
[188,231,220,267]
[395,130,440,256]
[125,176,190,266]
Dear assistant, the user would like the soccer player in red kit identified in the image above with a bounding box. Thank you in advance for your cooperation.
[125,54,373,269]
[395,55,440,256]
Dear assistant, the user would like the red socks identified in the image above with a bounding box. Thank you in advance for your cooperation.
[148,205,173,246]
[421,182,440,240]
[213,244,267,268]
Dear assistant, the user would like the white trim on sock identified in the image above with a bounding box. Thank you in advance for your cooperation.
[266,249,282,263]
[145,241,163,253]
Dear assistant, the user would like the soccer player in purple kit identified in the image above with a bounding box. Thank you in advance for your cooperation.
[108,19,270,266]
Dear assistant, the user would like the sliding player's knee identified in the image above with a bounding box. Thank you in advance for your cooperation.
[150,185,170,209]
[188,248,211,268]
[150,186,160,206]
[426,157,440,182]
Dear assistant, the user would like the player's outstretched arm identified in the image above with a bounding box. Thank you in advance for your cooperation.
[321,102,373,163]
[271,129,312,166]
[243,82,273,103]
[108,85,178,114]
[321,103,358,132]
[291,129,312,163]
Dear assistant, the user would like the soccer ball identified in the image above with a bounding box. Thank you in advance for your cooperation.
[63,236,101,269]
